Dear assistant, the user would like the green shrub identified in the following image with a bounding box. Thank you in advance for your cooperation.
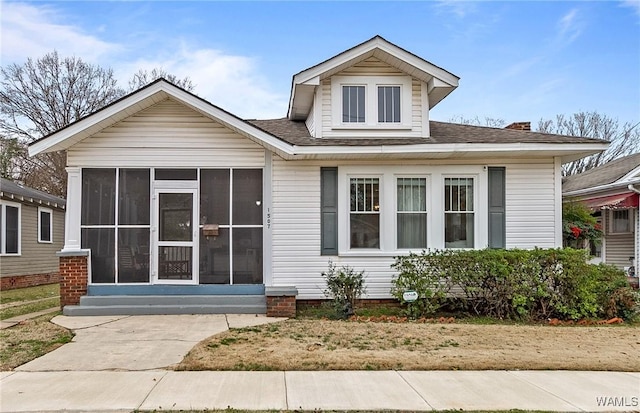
[391,248,638,321]
[321,261,366,319]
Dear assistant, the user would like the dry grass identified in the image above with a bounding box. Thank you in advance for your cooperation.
[0,313,73,370]
[179,319,640,372]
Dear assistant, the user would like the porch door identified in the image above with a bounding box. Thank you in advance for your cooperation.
[153,187,198,284]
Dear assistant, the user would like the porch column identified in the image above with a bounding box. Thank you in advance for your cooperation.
[57,167,90,307]
[62,166,82,252]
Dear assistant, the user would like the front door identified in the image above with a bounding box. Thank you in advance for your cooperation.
[152,187,198,284]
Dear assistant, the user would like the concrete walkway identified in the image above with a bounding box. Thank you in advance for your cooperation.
[0,307,60,329]
[1,315,639,412]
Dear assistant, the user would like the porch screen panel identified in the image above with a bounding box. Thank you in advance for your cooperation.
[199,229,230,284]
[82,169,116,225]
[232,169,263,225]
[397,178,427,249]
[119,169,150,225]
[200,169,231,284]
[117,228,150,283]
[82,228,115,283]
[232,228,263,284]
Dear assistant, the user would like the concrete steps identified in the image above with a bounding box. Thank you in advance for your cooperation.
[63,295,266,316]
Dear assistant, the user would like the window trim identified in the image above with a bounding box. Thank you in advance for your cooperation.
[331,75,412,129]
[609,209,633,234]
[337,165,485,256]
[1,201,21,256]
[38,207,53,243]
[348,175,382,250]
[395,175,430,250]
[443,175,477,249]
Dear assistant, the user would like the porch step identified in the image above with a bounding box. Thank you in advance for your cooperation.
[63,295,266,316]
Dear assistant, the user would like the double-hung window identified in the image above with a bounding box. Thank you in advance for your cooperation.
[342,86,366,123]
[350,177,380,248]
[38,207,53,243]
[397,177,427,248]
[378,86,401,123]
[444,177,475,248]
[1,202,20,255]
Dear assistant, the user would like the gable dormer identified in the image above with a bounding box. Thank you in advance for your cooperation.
[287,36,459,139]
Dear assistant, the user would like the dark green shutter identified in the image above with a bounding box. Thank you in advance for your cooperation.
[488,167,506,249]
[321,167,338,255]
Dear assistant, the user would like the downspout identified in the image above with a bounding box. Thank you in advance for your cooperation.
[628,184,640,274]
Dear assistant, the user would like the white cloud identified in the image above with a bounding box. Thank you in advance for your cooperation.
[620,0,640,16]
[115,44,288,119]
[1,2,288,119]
[0,2,120,64]
[557,8,583,46]
[433,0,477,18]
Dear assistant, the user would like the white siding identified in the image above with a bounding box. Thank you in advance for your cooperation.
[505,160,557,249]
[271,158,559,299]
[68,99,265,168]
[305,100,315,137]
[319,57,425,138]
[605,233,635,269]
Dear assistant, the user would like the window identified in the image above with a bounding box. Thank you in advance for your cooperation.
[38,207,53,243]
[331,76,411,129]
[397,178,427,248]
[378,86,401,123]
[350,177,380,248]
[342,86,365,123]
[610,209,632,233]
[444,177,475,248]
[1,202,20,255]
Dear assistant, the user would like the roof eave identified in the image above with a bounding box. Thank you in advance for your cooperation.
[281,142,608,161]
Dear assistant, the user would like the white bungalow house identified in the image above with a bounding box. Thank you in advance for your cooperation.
[563,153,640,277]
[28,36,607,316]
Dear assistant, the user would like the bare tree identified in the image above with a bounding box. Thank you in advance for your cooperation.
[0,51,125,196]
[537,111,640,176]
[128,68,195,92]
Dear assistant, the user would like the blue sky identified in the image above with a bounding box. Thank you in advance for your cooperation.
[2,1,639,127]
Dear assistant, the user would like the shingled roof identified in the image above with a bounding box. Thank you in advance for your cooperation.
[0,178,66,209]
[248,118,605,146]
[562,152,640,193]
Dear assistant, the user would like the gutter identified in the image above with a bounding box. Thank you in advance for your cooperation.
[629,183,640,195]
[564,178,640,197]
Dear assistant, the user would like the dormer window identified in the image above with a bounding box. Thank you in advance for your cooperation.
[342,86,366,123]
[378,86,401,123]
[332,75,412,129]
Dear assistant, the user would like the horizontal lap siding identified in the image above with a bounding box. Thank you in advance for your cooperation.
[505,161,556,249]
[0,206,64,277]
[606,233,635,269]
[68,99,265,167]
[271,159,395,299]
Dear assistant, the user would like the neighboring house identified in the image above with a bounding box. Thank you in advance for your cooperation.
[0,178,66,290]
[28,36,607,316]
[563,153,640,273]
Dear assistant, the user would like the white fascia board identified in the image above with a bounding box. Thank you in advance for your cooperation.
[293,37,459,87]
[620,165,640,182]
[563,177,640,197]
[290,142,607,158]
[29,80,296,157]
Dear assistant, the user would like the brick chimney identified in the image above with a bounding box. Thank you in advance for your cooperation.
[505,122,531,131]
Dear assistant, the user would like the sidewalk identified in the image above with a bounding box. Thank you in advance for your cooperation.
[2,369,639,412]
[1,314,638,412]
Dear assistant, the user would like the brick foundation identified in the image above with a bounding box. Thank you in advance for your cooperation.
[0,272,60,291]
[58,254,89,308]
[265,286,298,318]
